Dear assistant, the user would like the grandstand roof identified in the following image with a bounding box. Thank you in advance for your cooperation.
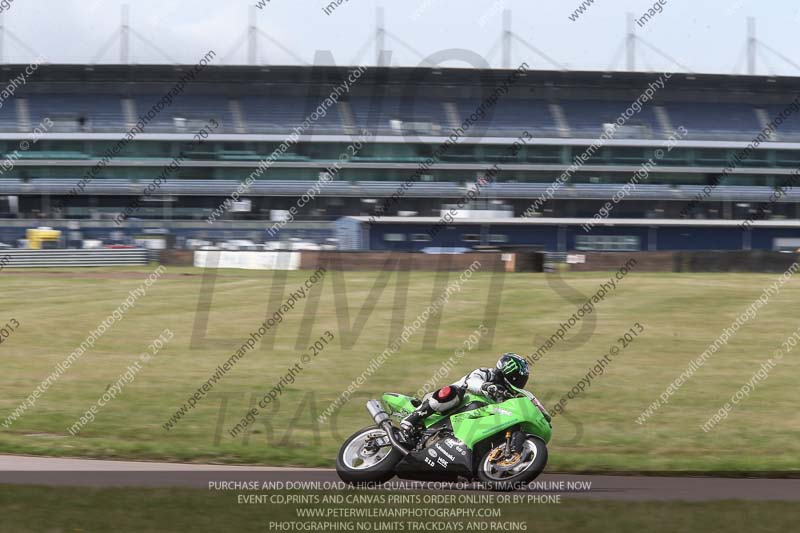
[3,64,800,95]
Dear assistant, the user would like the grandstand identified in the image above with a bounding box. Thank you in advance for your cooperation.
[1,64,800,251]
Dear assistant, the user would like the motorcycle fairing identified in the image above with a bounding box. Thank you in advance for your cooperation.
[381,391,550,448]
[394,435,473,481]
[381,392,489,434]
[450,396,551,448]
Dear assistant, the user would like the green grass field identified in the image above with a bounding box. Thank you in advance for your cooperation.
[1,266,799,473]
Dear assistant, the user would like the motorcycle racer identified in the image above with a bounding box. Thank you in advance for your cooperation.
[400,352,550,434]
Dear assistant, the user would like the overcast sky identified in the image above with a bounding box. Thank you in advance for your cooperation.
[2,0,798,76]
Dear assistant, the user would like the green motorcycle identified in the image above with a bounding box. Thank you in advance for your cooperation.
[336,384,552,490]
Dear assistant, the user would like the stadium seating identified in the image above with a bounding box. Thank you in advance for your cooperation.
[560,99,661,136]
[452,98,558,135]
[347,96,448,133]
[8,92,782,142]
[131,95,235,133]
[0,100,18,131]
[239,95,343,133]
[26,94,124,132]
[664,102,761,139]
[764,104,800,137]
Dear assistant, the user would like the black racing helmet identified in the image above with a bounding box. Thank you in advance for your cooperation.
[496,352,530,388]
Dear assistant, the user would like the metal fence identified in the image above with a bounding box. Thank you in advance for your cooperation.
[0,248,149,268]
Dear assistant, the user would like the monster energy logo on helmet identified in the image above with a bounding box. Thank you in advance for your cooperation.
[498,352,529,378]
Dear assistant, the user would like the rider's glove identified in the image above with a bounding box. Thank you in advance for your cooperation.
[482,383,503,401]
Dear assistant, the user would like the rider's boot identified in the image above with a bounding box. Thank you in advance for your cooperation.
[400,400,432,439]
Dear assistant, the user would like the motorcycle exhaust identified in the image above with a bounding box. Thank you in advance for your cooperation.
[366,400,390,424]
[365,400,410,456]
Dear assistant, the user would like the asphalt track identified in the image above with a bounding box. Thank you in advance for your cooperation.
[1,455,798,501]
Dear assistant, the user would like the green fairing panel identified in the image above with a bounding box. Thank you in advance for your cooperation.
[381,392,551,449]
[381,392,486,425]
[450,397,552,448]
[382,393,417,415]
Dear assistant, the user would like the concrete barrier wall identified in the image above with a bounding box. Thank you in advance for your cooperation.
[172,250,797,273]
[566,252,675,272]
[194,251,301,270]
[299,251,511,271]
[673,251,800,273]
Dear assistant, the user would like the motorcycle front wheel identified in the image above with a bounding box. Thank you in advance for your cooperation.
[477,436,548,491]
[336,425,404,485]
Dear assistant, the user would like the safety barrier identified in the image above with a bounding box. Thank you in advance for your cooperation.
[0,248,149,268]
[193,250,301,270]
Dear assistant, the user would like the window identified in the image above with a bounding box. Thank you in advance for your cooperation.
[575,235,640,252]
[461,234,481,243]
[411,234,432,242]
[694,149,728,166]
[609,147,645,164]
[526,146,562,164]
[383,233,406,242]
[489,234,509,243]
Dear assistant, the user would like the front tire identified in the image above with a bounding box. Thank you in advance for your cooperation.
[477,436,548,491]
[336,426,403,485]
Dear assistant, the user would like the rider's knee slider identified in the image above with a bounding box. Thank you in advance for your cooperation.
[429,386,463,412]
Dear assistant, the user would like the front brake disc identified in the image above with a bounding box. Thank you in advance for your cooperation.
[492,452,523,471]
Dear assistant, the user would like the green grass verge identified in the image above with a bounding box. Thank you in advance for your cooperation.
[0,485,797,533]
[1,267,799,473]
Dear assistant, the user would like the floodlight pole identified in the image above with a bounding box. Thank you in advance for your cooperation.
[502,9,511,69]
[376,7,385,66]
[747,17,756,75]
[626,12,636,71]
[121,4,129,64]
[248,6,258,65]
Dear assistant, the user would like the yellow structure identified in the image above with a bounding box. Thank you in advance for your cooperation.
[26,227,62,249]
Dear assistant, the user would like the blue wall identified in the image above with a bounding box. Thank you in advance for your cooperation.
[655,227,745,251]
[359,221,800,252]
[367,223,562,251]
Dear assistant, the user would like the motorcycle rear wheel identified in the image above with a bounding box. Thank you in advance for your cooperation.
[477,436,548,491]
[336,425,404,485]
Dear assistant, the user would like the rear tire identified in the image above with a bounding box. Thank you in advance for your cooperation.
[336,425,403,485]
[477,436,548,491]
